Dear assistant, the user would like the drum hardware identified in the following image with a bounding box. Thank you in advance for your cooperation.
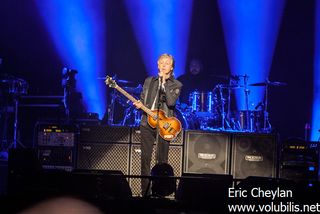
[222,74,250,132]
[188,91,215,113]
[241,74,250,131]
[249,81,287,87]
[107,81,143,127]
[0,77,28,153]
[122,84,143,94]
[213,74,247,131]
[1,78,29,96]
[121,105,141,126]
[213,84,231,130]
[249,79,287,132]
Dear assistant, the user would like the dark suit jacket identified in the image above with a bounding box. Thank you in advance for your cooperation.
[140,75,182,127]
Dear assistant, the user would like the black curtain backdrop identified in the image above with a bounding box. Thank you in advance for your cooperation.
[0,0,316,145]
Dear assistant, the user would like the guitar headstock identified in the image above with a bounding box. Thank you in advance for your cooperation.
[105,76,117,88]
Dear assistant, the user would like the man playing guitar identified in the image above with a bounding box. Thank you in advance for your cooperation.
[133,53,182,197]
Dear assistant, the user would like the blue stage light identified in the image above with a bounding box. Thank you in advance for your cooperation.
[36,0,106,119]
[312,1,320,141]
[218,0,285,111]
[124,0,193,77]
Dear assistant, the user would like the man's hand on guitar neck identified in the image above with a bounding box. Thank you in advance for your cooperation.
[133,100,143,109]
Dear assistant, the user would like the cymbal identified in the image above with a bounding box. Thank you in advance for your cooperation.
[122,85,142,94]
[210,74,240,80]
[117,79,132,84]
[97,77,132,84]
[218,84,244,89]
[250,81,287,87]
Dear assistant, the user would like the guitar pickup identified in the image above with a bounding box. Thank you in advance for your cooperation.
[163,123,170,130]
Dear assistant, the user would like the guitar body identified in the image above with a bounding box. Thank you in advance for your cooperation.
[147,109,182,141]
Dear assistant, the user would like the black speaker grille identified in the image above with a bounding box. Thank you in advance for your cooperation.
[77,143,130,175]
[184,131,230,174]
[131,127,183,145]
[79,125,130,143]
[129,145,182,196]
[232,134,277,179]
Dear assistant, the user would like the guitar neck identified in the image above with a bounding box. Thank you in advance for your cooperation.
[115,86,156,117]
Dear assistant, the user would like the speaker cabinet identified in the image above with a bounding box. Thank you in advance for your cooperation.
[79,125,131,143]
[69,170,132,200]
[176,173,233,212]
[231,134,277,179]
[131,127,183,145]
[7,148,42,196]
[77,143,130,175]
[129,144,183,196]
[184,131,231,174]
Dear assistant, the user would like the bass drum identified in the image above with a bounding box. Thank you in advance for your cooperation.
[174,108,199,130]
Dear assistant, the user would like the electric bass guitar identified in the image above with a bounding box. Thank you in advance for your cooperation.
[105,76,181,141]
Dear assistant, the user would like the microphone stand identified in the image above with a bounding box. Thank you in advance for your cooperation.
[147,77,162,198]
[263,79,271,132]
[243,74,250,132]
[155,77,162,164]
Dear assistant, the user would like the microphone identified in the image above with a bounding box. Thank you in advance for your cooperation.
[255,102,264,110]
[159,74,163,85]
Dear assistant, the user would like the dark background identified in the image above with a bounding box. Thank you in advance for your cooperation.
[0,0,316,147]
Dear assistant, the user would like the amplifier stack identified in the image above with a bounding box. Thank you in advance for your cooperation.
[280,138,319,182]
[77,125,131,175]
[37,123,77,171]
[35,124,282,196]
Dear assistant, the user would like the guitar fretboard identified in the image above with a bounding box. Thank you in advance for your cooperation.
[115,85,157,118]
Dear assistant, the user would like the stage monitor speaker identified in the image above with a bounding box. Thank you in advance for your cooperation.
[129,144,182,196]
[235,176,298,203]
[131,127,183,145]
[68,170,132,200]
[9,169,132,201]
[176,173,233,212]
[184,131,231,174]
[77,143,130,175]
[79,125,131,143]
[231,134,278,179]
[7,148,42,196]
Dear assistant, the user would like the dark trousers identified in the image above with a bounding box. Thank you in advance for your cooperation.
[140,125,169,196]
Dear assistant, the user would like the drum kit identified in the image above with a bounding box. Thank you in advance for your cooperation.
[106,75,287,134]
[176,75,287,133]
